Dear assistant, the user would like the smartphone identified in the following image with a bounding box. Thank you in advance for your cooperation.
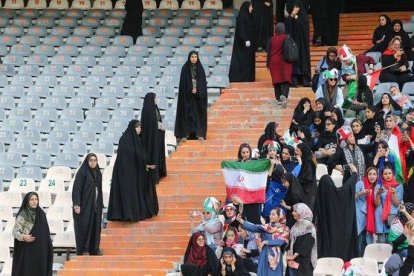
[290,156,298,162]
[375,122,379,128]
[343,164,351,171]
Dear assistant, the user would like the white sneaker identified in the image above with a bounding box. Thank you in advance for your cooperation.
[280,96,287,109]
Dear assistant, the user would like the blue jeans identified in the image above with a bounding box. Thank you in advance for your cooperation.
[358,230,374,257]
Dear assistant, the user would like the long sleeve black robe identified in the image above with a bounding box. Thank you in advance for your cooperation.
[252,0,273,50]
[72,153,103,255]
[120,0,143,44]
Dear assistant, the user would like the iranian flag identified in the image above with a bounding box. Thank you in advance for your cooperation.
[221,159,270,204]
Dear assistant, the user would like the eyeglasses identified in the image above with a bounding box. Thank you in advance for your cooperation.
[202,211,210,215]
[328,78,338,81]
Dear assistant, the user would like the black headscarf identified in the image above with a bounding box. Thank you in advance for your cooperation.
[120,0,143,43]
[391,19,411,52]
[281,145,297,172]
[315,174,358,261]
[315,98,333,116]
[356,74,373,107]
[107,120,156,221]
[282,172,305,228]
[325,47,342,71]
[141,92,167,183]
[296,143,317,209]
[237,143,252,161]
[12,192,53,276]
[298,125,315,150]
[218,247,250,276]
[368,14,393,53]
[332,107,344,129]
[175,51,208,139]
[257,122,280,157]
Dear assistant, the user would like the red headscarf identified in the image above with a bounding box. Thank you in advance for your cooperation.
[185,232,207,267]
[225,227,239,247]
[381,172,400,222]
[363,175,376,234]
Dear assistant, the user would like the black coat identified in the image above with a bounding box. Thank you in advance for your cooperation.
[72,153,103,255]
[252,0,273,49]
[175,51,208,139]
[107,120,158,221]
[367,15,393,53]
[229,1,255,82]
[282,172,306,228]
[12,192,53,276]
[285,0,311,78]
[315,130,337,150]
[296,143,317,209]
[315,174,358,261]
[141,93,167,184]
[120,0,143,43]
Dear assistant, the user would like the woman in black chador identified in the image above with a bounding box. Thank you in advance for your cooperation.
[252,0,273,51]
[12,192,53,276]
[72,153,103,256]
[175,51,208,141]
[229,1,255,82]
[141,93,167,184]
[285,0,311,86]
[120,0,143,44]
[107,120,158,221]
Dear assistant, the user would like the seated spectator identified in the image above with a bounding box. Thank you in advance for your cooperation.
[181,232,219,275]
[313,47,342,92]
[237,143,252,162]
[280,145,298,173]
[355,167,377,257]
[355,54,375,75]
[379,37,413,90]
[257,122,281,158]
[217,247,251,276]
[216,227,244,258]
[280,172,305,228]
[315,69,344,109]
[338,45,358,106]
[351,119,369,145]
[237,224,259,271]
[329,126,366,182]
[290,98,314,134]
[350,75,374,116]
[286,203,317,275]
[391,19,411,53]
[390,85,413,113]
[388,203,414,257]
[295,143,317,209]
[375,92,402,119]
[309,111,325,145]
[315,98,333,120]
[366,14,393,53]
[362,106,384,140]
[314,117,338,164]
[297,125,315,151]
[330,107,345,129]
[374,164,403,243]
[237,208,289,275]
[402,108,414,129]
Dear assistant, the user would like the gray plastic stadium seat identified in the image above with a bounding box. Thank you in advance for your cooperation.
[217,16,236,27]
[85,75,107,87]
[99,55,120,67]
[0,95,15,110]
[43,35,64,47]
[73,26,94,37]
[27,85,50,98]
[95,97,118,110]
[17,166,43,182]
[10,44,31,57]
[171,16,192,28]
[27,54,48,66]
[219,54,231,65]
[0,129,15,144]
[146,55,168,67]
[154,85,176,99]
[27,26,48,37]
[87,107,111,122]
[5,26,24,37]
[19,35,41,47]
[90,141,114,156]
[81,17,101,28]
[0,17,8,28]
[0,165,14,181]
[188,26,208,37]
[48,130,70,144]
[35,108,58,122]
[36,16,56,28]
[199,9,218,18]
[52,85,76,98]
[9,107,32,121]
[200,55,216,67]
[375,82,399,95]
[159,35,180,47]
[65,9,84,19]
[51,26,71,37]
[112,108,135,120]
[102,85,126,98]
[156,97,169,110]
[75,55,97,67]
[109,9,126,18]
[61,107,84,122]
[35,142,60,156]
[0,109,5,121]
[164,26,185,37]
[183,35,203,47]
[25,153,51,168]
[159,74,180,88]
[72,130,96,144]
[142,26,161,37]
[43,95,66,110]
[174,45,192,56]
[212,64,230,75]
[80,119,104,133]
[87,9,107,19]
[106,118,129,133]
[140,65,162,77]
[91,65,114,77]
[103,17,123,28]
[0,35,17,47]
[95,26,116,38]
[61,75,82,87]
[208,74,229,88]
[57,45,79,57]
[2,54,24,66]
[42,10,62,19]
[77,86,101,99]
[11,74,33,88]
[206,35,226,47]
[135,75,157,88]
[105,46,126,57]
[43,65,65,77]
[67,65,89,77]
[53,119,78,133]
[115,65,137,77]
[36,75,58,87]
[170,54,188,65]
[33,45,56,57]
[1,117,24,133]
[123,55,145,67]
[66,36,87,47]
[59,17,78,28]
[153,9,174,18]
[128,85,149,97]
[18,96,41,110]
[194,17,213,27]
[13,17,32,28]
[136,35,157,47]
[27,118,51,133]
[62,141,87,156]
[163,65,181,76]
[0,152,23,168]
[89,36,110,47]
[200,45,220,56]
[20,9,40,17]
[149,17,168,28]
[119,96,143,110]
[99,130,122,144]
[3,85,25,98]
[0,9,16,18]
[54,153,80,168]
[128,45,149,57]
[365,52,381,64]
[113,35,134,47]
[110,75,132,87]
[51,54,72,66]
[69,95,93,110]
[80,45,103,57]
[402,82,414,95]
[8,142,32,156]
[0,64,15,76]
[18,65,40,77]
[0,143,4,153]
[17,129,41,144]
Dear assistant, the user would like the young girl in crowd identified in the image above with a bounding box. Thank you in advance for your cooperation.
[309,111,325,145]
[376,93,402,120]
[390,85,413,113]
[216,227,244,258]
[218,247,251,276]
[314,117,337,164]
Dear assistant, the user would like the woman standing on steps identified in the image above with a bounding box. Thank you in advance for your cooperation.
[175,51,208,142]
[267,22,292,108]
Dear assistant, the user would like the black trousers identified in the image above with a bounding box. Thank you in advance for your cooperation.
[379,71,413,91]
[274,82,290,100]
